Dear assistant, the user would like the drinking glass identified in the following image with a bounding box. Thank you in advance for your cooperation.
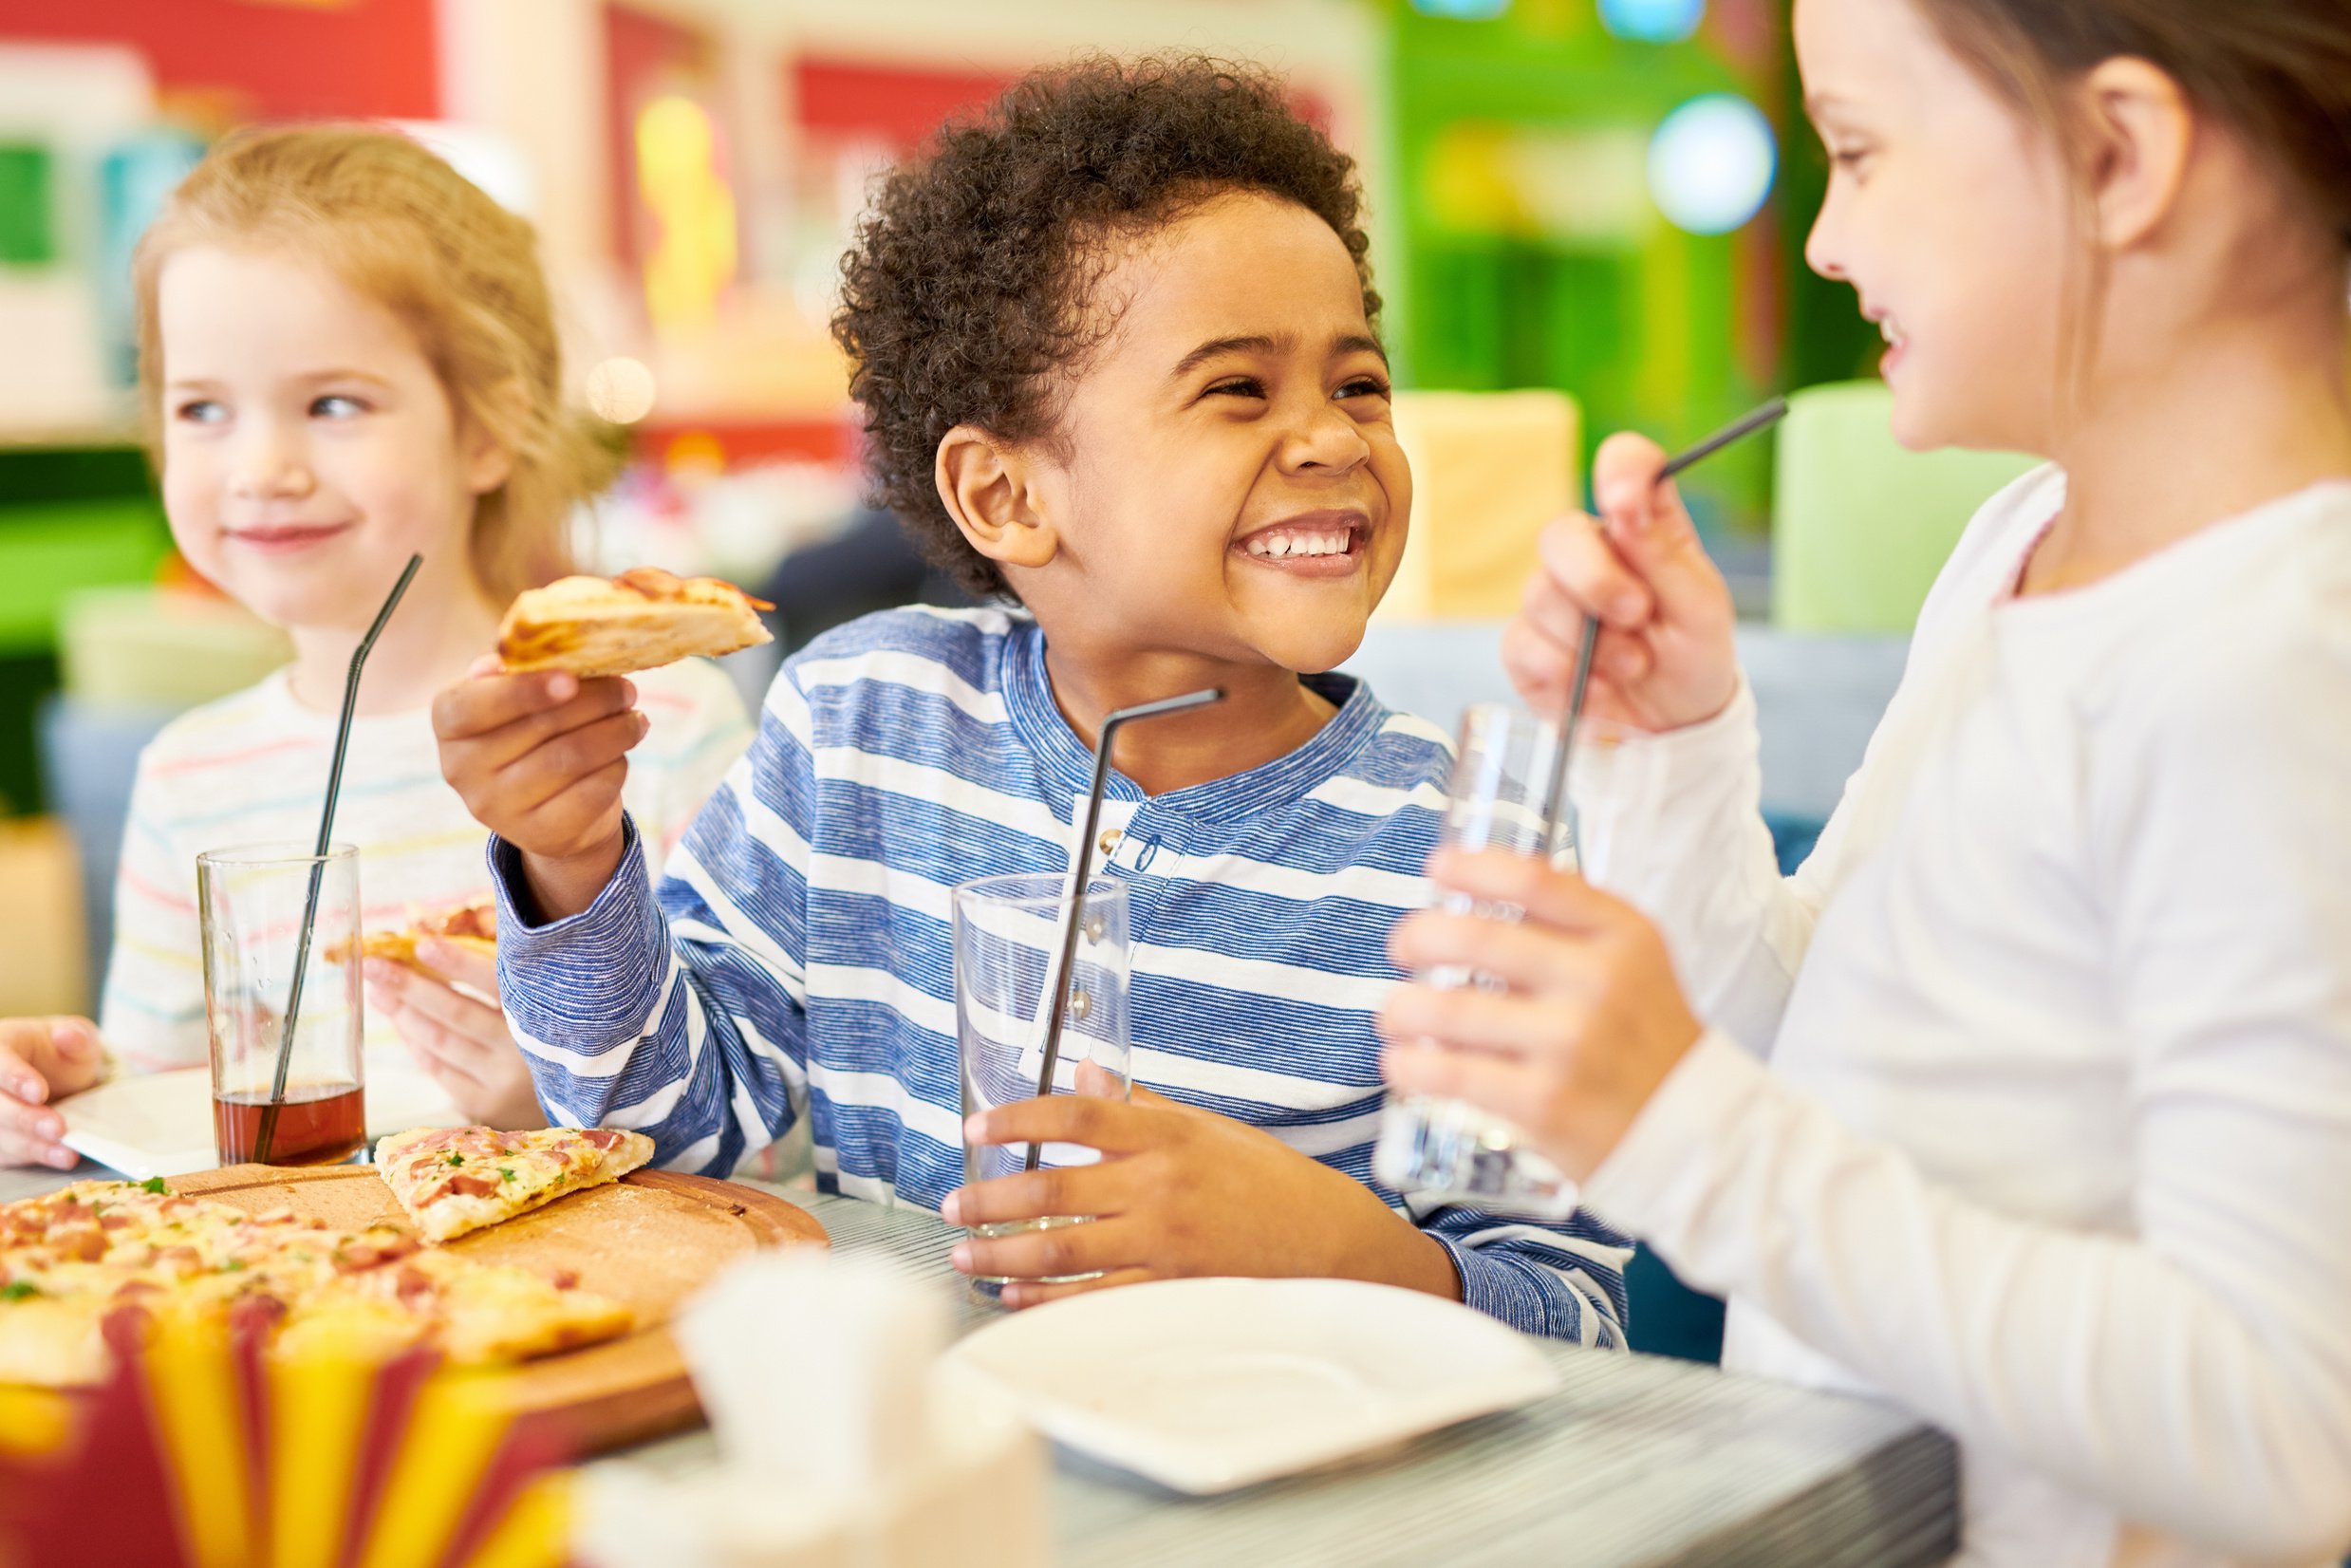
[953,873,1131,1284]
[1372,705,1582,1218]
[197,843,367,1167]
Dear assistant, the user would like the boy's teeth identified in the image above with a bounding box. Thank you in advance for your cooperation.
[1245,530,1350,558]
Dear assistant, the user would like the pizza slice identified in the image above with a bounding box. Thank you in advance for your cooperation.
[495,567,774,679]
[329,901,497,980]
[375,1126,656,1244]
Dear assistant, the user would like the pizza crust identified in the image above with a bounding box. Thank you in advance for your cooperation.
[327,903,497,982]
[496,569,774,679]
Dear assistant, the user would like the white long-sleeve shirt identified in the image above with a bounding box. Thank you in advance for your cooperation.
[1575,469,2351,1567]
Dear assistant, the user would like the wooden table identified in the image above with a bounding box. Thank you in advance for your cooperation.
[2,1165,1959,1567]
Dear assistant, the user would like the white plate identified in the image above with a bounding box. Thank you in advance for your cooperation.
[941,1277,1561,1495]
[59,1055,467,1178]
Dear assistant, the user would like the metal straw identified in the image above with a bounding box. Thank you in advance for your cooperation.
[1022,686,1224,1172]
[252,553,422,1163]
[1538,397,1790,854]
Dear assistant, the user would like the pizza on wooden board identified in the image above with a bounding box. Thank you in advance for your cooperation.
[376,1126,656,1244]
[0,1179,631,1388]
[495,567,774,679]
[328,901,497,981]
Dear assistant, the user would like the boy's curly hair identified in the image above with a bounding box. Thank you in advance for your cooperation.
[831,54,1378,598]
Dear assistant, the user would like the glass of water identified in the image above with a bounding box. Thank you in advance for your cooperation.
[953,873,1131,1284]
[1372,704,1582,1218]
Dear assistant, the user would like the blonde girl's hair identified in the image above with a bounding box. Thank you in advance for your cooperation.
[133,124,622,602]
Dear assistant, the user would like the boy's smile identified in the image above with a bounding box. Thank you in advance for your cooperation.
[1234,508,1370,577]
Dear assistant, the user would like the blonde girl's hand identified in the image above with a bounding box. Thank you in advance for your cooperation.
[1503,432,1741,734]
[1376,849,1705,1182]
[364,943,547,1130]
[432,658,648,921]
[0,1017,104,1169]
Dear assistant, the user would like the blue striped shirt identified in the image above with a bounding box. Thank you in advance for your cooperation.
[493,607,1631,1343]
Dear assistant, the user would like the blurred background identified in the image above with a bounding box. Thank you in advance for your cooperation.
[0,0,2034,1031]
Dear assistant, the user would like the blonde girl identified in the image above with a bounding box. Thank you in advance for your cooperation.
[1381,1,2351,1563]
[0,126,750,1164]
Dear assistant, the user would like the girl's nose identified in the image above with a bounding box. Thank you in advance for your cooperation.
[1803,201,1848,282]
[229,428,315,501]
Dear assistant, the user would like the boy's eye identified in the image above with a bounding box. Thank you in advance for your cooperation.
[1204,377,1266,400]
[1335,376,1391,401]
[310,394,368,419]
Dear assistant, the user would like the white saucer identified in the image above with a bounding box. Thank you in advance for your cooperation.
[58,1056,466,1177]
[942,1276,1560,1495]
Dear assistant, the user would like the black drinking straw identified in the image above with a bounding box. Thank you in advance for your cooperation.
[251,552,422,1164]
[1539,398,1790,854]
[1022,686,1223,1173]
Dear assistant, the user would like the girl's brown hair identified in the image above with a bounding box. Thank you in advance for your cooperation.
[1912,0,2351,253]
[134,125,621,601]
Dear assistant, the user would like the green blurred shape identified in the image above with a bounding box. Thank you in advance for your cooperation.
[1770,381,2041,633]
[0,144,53,266]
[0,498,173,655]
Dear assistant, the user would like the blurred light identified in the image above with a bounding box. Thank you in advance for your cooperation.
[1410,0,1512,17]
[636,95,737,335]
[1597,0,1706,43]
[585,357,657,424]
[1647,94,1777,233]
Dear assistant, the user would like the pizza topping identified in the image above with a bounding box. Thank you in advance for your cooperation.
[332,1234,420,1274]
[230,1292,289,1339]
[140,1178,168,1195]
[439,1173,504,1201]
[548,1268,580,1290]
[1,1280,38,1301]
[394,1266,437,1308]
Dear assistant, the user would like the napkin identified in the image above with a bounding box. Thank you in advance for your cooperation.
[575,1253,1047,1568]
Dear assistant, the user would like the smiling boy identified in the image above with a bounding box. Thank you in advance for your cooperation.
[434,56,1630,1338]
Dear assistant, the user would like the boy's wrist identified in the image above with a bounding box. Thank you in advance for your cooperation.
[518,832,629,925]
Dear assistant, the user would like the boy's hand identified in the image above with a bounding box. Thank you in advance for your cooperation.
[1377,849,1704,1182]
[0,1017,104,1169]
[943,1071,1461,1310]
[433,659,649,921]
[364,943,547,1131]
[1504,432,1740,734]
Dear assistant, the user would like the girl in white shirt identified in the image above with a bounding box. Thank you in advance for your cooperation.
[0,127,749,1166]
[1379,2,2351,1564]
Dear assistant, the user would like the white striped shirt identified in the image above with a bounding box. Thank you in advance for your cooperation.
[100,659,752,1079]
[494,607,1632,1342]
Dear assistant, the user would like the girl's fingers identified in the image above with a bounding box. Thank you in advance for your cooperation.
[0,1092,65,1148]
[1377,982,1588,1061]
[1381,1039,1552,1121]
[377,966,504,1046]
[998,1267,1157,1311]
[1388,908,1605,1000]
[1426,849,1635,936]
[416,939,499,998]
[1530,514,1653,631]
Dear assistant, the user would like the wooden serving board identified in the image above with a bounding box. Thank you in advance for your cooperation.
[177,1162,828,1452]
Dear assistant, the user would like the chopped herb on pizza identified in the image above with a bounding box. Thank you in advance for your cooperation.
[375,1126,656,1243]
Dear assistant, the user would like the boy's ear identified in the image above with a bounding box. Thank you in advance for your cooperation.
[2078,57,2193,252]
[935,423,1058,571]
[459,378,524,497]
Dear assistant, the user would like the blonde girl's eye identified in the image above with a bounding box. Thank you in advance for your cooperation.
[174,399,225,425]
[309,393,368,419]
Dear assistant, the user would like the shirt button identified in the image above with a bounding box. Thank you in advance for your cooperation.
[1098,830,1124,856]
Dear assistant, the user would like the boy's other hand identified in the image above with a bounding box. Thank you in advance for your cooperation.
[1503,432,1739,735]
[0,1017,104,1169]
[433,658,646,921]
[943,1070,1461,1310]
[364,943,547,1131]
